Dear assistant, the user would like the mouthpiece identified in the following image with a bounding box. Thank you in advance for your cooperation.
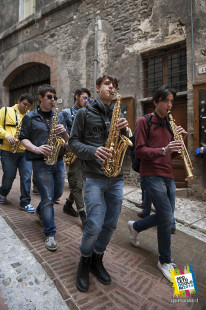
[109,91,115,95]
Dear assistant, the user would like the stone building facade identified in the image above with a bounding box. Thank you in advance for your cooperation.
[0,0,206,197]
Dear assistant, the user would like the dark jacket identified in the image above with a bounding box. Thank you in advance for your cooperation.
[68,98,127,179]
[19,106,64,160]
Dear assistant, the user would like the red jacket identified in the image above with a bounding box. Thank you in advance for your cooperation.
[135,113,177,178]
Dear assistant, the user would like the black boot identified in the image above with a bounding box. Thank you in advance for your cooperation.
[63,200,79,217]
[79,210,87,227]
[76,256,91,292]
[90,252,111,285]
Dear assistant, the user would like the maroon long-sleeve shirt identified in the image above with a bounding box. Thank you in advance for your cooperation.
[135,113,177,178]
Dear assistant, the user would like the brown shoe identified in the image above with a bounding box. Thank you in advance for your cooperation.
[135,202,143,209]
[137,211,144,218]
[171,228,176,234]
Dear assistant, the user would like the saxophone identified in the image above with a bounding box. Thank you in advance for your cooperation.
[44,105,65,165]
[9,119,22,153]
[64,150,77,165]
[101,92,133,177]
[168,111,196,181]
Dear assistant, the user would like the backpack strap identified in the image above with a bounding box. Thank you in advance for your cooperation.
[143,114,153,147]
[3,107,7,129]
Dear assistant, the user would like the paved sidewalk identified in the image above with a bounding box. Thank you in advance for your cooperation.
[0,169,206,309]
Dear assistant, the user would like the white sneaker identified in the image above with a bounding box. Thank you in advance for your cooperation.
[20,204,36,213]
[157,261,177,281]
[128,220,139,247]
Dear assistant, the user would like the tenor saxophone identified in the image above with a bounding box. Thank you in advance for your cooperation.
[168,111,196,181]
[101,91,133,177]
[44,105,65,165]
[9,119,22,153]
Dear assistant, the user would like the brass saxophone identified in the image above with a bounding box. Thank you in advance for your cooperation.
[101,92,133,177]
[44,105,65,165]
[168,111,196,181]
[64,150,77,165]
[9,119,22,153]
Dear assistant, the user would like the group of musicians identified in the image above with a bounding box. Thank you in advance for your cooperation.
[0,74,189,291]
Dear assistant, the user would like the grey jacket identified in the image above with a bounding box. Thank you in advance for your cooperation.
[68,98,127,179]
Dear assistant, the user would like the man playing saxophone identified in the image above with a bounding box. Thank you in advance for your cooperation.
[58,87,91,227]
[128,85,187,282]
[69,73,130,292]
[19,84,69,251]
[0,93,35,213]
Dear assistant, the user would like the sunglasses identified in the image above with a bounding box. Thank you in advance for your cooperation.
[46,94,58,101]
[81,96,90,102]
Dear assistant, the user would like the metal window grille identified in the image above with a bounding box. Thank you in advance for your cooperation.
[142,46,187,97]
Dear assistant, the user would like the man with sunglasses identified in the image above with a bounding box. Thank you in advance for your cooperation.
[58,88,91,227]
[0,93,35,212]
[19,84,69,251]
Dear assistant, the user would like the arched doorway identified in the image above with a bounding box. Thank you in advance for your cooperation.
[9,64,50,110]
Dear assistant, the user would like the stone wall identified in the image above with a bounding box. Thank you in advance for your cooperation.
[0,0,206,196]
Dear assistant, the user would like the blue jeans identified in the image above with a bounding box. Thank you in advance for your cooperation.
[133,176,176,264]
[0,150,32,207]
[80,177,124,257]
[140,179,176,228]
[33,159,65,237]
[141,178,152,217]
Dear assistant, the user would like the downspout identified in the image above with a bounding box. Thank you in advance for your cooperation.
[94,16,99,99]
[190,0,194,83]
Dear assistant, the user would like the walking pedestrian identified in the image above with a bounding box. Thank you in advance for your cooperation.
[0,93,35,213]
[58,88,91,227]
[69,73,129,292]
[128,85,187,281]
[19,84,69,251]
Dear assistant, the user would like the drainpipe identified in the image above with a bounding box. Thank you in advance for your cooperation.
[190,0,195,83]
[94,16,101,99]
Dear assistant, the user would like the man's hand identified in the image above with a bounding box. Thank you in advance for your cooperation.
[175,126,187,141]
[6,135,16,145]
[116,118,128,130]
[55,124,66,135]
[95,146,112,162]
[34,145,52,156]
[165,140,183,155]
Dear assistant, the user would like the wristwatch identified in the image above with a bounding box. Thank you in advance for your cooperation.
[161,147,166,156]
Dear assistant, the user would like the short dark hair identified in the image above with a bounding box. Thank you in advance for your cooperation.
[74,88,91,102]
[96,73,118,89]
[38,84,56,97]
[152,85,176,103]
[19,93,33,104]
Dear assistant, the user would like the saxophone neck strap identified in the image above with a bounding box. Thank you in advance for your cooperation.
[95,105,110,136]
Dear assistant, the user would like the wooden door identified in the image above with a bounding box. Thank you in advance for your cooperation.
[143,95,187,188]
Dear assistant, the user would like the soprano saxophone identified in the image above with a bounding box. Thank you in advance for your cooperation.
[168,111,196,181]
[44,105,65,165]
[101,91,133,177]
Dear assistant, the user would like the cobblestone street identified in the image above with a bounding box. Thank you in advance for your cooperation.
[0,169,206,310]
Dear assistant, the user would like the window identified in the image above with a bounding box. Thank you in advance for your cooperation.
[142,45,187,97]
[19,0,36,21]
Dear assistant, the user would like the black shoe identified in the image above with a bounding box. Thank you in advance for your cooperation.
[79,210,87,227]
[32,189,39,195]
[63,201,79,217]
[90,252,111,285]
[76,256,92,292]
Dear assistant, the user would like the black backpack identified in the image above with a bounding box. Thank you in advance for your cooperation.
[130,114,153,173]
